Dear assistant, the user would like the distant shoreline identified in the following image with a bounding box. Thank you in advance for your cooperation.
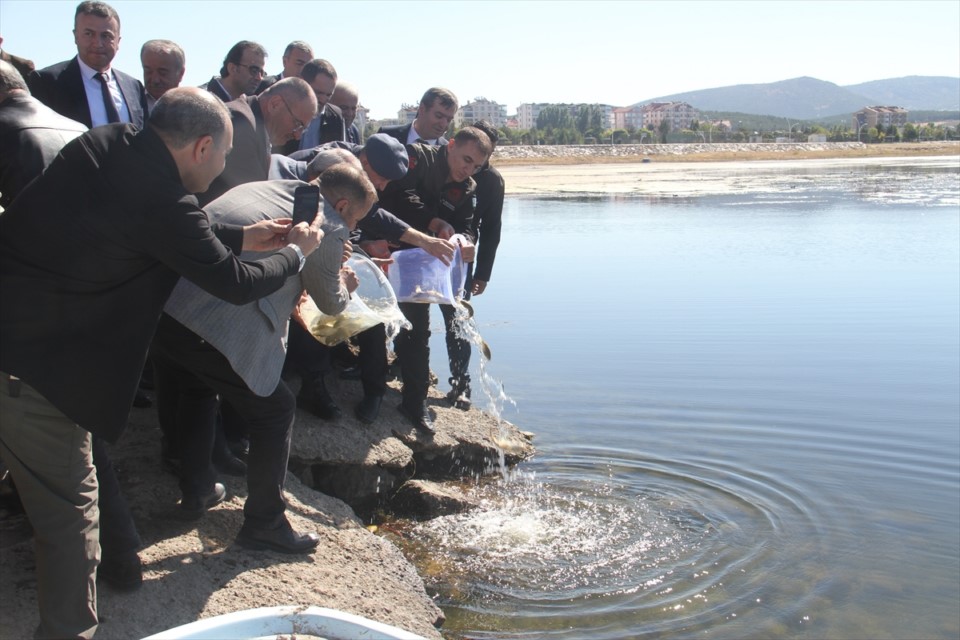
[491,141,959,166]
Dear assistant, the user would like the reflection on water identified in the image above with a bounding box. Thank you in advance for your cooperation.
[398,159,960,639]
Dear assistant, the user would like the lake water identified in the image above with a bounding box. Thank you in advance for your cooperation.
[397,159,960,639]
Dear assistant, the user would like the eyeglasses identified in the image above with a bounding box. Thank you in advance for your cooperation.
[235,63,265,77]
[280,96,307,137]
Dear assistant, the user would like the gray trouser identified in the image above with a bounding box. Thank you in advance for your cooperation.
[0,374,99,640]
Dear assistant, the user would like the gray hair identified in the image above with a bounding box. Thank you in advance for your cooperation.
[75,1,120,29]
[140,39,185,71]
[420,87,458,112]
[305,148,361,181]
[261,76,314,105]
[284,41,313,57]
[149,87,230,148]
[0,59,28,94]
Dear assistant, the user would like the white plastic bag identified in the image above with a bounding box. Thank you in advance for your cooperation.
[387,234,467,305]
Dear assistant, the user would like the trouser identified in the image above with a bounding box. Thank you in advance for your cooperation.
[0,374,99,640]
[150,314,295,529]
[285,320,388,398]
[440,303,471,390]
[396,302,431,405]
[93,437,141,559]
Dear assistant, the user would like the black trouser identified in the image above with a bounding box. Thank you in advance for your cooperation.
[396,302,431,405]
[151,314,294,529]
[92,437,141,558]
[440,303,471,389]
[285,320,388,398]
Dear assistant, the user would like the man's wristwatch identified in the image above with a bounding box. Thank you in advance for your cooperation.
[287,243,306,272]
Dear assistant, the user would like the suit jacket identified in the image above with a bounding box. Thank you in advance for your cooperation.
[0,124,302,441]
[200,95,270,206]
[0,93,87,207]
[201,76,233,102]
[27,56,146,129]
[279,103,345,155]
[164,180,350,395]
[378,122,447,146]
[470,164,504,283]
[255,73,281,95]
[346,123,361,144]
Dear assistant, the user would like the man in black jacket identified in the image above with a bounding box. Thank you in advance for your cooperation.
[0,87,323,639]
[378,86,457,146]
[0,60,86,208]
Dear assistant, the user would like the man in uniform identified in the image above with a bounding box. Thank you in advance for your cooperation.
[377,126,492,432]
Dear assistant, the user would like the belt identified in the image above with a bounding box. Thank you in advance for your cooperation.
[2,373,21,398]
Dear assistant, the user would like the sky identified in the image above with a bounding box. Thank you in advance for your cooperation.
[1,0,958,120]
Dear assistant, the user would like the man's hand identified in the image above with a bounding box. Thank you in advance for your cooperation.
[291,290,312,330]
[428,217,455,240]
[471,279,488,296]
[242,218,292,252]
[457,237,476,263]
[371,256,394,275]
[359,239,391,259]
[401,229,455,265]
[340,265,359,293]
[341,240,353,264]
[287,217,324,256]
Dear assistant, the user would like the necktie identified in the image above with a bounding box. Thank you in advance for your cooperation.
[95,72,121,123]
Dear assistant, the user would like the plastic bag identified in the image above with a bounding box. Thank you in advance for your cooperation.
[387,234,467,305]
[301,253,410,346]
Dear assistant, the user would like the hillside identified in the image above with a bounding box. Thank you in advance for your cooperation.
[637,75,960,120]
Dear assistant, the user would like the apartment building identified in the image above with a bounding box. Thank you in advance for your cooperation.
[454,97,507,128]
[641,102,700,131]
[853,106,909,130]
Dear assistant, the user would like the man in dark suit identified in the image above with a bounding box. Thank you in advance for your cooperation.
[27,1,146,129]
[140,38,184,114]
[379,86,458,146]
[201,40,267,103]
[256,40,312,94]
[200,76,317,206]
[0,60,87,208]
[287,58,345,154]
[332,81,362,144]
[0,86,323,639]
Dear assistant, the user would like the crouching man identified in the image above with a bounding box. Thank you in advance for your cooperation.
[150,162,376,551]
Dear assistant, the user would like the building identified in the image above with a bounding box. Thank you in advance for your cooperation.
[641,102,700,131]
[454,97,507,128]
[853,106,908,130]
[613,106,644,130]
[517,102,617,130]
[397,104,417,125]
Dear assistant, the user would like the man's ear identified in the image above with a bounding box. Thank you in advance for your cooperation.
[193,135,214,164]
[335,197,350,217]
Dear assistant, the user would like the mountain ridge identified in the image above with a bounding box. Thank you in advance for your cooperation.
[633,75,960,120]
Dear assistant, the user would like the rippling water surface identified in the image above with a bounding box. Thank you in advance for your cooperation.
[392,159,960,639]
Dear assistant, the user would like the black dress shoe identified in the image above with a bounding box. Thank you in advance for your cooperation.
[98,551,143,591]
[398,401,435,435]
[237,521,320,554]
[354,394,382,424]
[178,482,226,520]
[297,376,342,420]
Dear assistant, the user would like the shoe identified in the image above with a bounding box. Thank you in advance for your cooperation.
[178,482,226,520]
[213,453,247,477]
[354,394,382,424]
[446,388,472,411]
[98,551,143,591]
[132,389,152,409]
[237,521,320,554]
[398,401,435,435]
[297,376,342,420]
[227,437,250,461]
[429,370,439,387]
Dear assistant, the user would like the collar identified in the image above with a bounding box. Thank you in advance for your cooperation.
[76,55,111,80]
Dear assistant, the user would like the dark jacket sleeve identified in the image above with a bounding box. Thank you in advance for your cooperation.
[472,168,504,281]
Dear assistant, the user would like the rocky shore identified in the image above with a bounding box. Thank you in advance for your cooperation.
[0,377,534,639]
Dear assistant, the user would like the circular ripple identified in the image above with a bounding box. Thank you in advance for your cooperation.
[394,448,830,639]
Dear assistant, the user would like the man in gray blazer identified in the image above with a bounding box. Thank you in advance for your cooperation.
[151,162,376,553]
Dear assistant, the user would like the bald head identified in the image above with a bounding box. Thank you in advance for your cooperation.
[331,82,359,128]
[149,87,230,148]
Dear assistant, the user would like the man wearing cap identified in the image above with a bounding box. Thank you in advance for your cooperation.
[276,134,456,423]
